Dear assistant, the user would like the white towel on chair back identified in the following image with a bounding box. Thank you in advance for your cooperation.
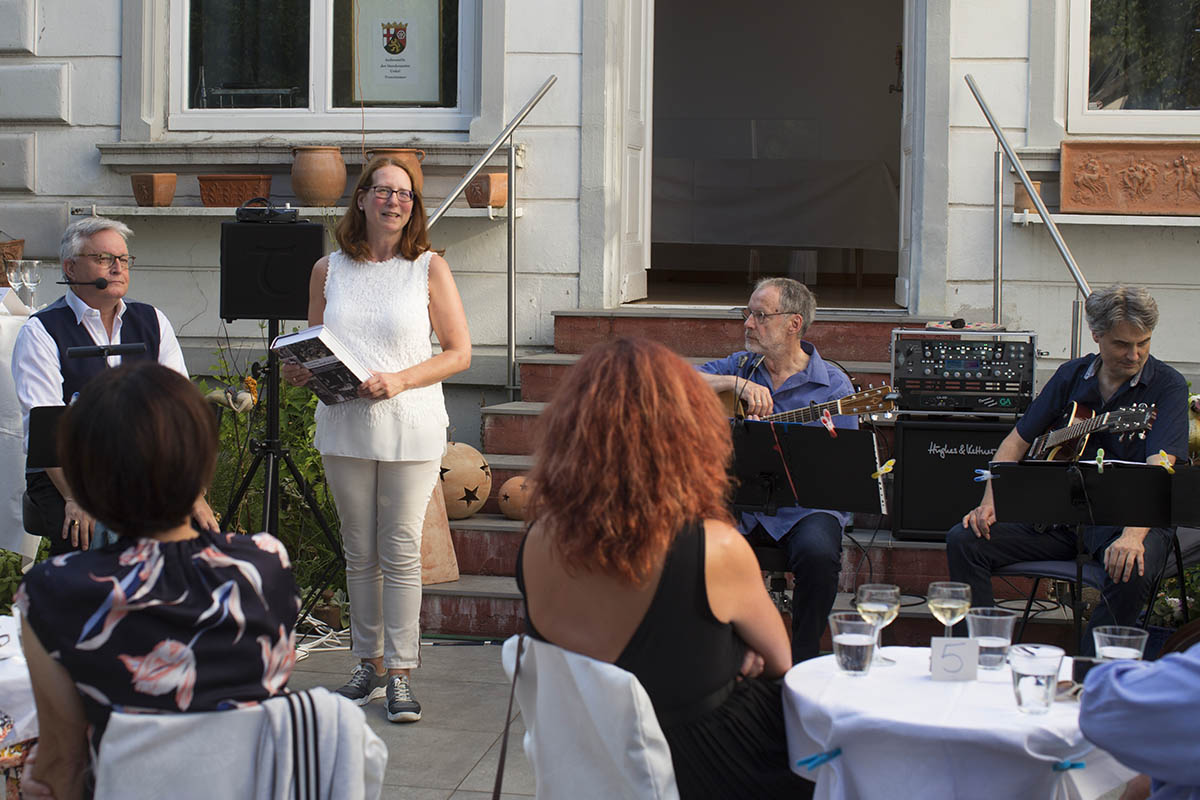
[501,635,679,800]
[93,688,386,800]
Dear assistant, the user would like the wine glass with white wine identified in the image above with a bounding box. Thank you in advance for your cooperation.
[856,583,901,666]
[927,581,971,638]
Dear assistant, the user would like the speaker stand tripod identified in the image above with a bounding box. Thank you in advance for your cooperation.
[224,318,345,628]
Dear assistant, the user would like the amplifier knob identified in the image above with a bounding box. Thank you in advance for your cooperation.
[923,368,932,376]
[954,371,961,378]
[993,369,1002,376]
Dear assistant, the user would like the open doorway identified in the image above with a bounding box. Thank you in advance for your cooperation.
[644,1,904,310]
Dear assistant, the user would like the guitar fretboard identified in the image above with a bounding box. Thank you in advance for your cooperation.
[761,398,844,424]
[1040,412,1107,449]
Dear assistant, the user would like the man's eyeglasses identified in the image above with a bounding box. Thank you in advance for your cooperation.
[78,253,135,268]
[367,186,415,203]
[739,307,795,323]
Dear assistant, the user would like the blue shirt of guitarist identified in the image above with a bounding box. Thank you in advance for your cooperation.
[699,342,857,541]
[1014,353,1188,465]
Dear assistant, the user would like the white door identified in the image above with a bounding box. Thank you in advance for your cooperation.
[618,0,652,303]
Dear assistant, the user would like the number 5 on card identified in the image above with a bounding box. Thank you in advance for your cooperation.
[931,637,978,681]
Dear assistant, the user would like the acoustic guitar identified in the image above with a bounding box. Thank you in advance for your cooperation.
[1025,402,1156,461]
[720,385,896,423]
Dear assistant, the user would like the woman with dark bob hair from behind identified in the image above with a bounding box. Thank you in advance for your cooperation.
[517,337,815,799]
[16,362,299,800]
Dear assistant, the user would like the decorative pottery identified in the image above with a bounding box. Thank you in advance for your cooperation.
[421,481,460,585]
[465,172,508,208]
[0,236,23,287]
[497,476,530,521]
[440,441,491,520]
[365,148,425,195]
[1013,180,1041,214]
[197,174,272,207]
[1060,140,1200,215]
[291,146,347,206]
[130,173,176,207]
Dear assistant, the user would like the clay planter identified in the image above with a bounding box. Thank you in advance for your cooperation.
[130,173,177,207]
[291,146,347,206]
[1060,140,1200,215]
[0,237,22,287]
[1013,180,1041,214]
[197,174,272,207]
[365,148,425,195]
[465,172,508,208]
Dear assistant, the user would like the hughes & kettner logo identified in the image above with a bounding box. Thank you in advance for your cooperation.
[927,441,998,460]
[382,21,408,54]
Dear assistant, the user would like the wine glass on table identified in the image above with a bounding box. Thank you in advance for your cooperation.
[19,260,41,308]
[856,583,901,666]
[927,581,971,638]
[5,260,24,303]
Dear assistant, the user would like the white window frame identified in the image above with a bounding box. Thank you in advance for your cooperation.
[166,0,480,132]
[1067,0,1200,135]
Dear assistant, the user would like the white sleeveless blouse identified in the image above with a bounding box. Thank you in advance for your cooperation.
[313,249,448,461]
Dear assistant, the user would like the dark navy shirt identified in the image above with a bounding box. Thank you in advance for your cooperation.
[699,342,857,539]
[1015,354,1188,463]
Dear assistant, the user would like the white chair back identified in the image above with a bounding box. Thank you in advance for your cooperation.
[501,634,679,800]
[93,687,386,800]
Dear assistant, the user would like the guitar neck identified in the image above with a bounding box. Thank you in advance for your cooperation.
[763,397,844,424]
[1042,413,1105,449]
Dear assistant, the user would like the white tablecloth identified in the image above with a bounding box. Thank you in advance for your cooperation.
[0,616,36,746]
[783,647,1136,800]
[0,312,38,560]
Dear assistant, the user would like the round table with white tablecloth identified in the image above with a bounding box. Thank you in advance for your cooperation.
[783,646,1136,800]
[0,310,39,560]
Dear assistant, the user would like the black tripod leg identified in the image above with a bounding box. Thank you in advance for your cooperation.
[297,556,345,642]
[225,449,266,530]
[280,448,344,561]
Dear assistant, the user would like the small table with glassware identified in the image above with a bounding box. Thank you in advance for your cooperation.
[782,645,1137,800]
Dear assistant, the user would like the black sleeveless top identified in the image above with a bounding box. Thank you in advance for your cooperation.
[516,521,815,799]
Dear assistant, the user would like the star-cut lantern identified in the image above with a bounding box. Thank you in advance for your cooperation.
[439,441,491,520]
[498,476,531,521]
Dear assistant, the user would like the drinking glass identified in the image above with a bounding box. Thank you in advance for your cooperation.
[1008,644,1064,714]
[966,607,1019,669]
[856,583,900,667]
[927,581,971,638]
[828,611,878,677]
[1093,626,1149,660]
[4,260,21,292]
[19,260,41,307]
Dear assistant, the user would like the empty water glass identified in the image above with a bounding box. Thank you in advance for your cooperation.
[19,260,41,307]
[966,607,1020,670]
[829,611,878,677]
[1008,644,1064,714]
[1093,626,1148,660]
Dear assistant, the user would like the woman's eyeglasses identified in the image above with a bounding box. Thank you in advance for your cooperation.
[367,186,415,203]
[739,307,795,323]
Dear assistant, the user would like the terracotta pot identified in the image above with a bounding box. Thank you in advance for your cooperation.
[291,146,347,206]
[0,237,23,287]
[1013,180,1042,214]
[365,148,425,195]
[465,172,508,208]
[130,173,177,207]
[198,174,272,207]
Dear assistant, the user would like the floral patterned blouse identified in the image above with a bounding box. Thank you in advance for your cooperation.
[16,529,299,754]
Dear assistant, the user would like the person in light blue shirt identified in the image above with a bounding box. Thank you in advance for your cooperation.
[697,278,857,662]
[1079,641,1200,799]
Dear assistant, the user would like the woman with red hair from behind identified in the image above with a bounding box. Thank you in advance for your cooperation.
[517,337,814,799]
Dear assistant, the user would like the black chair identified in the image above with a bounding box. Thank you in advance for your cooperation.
[21,491,48,539]
[994,527,1194,646]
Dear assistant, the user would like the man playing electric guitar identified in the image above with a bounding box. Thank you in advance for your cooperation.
[698,277,858,663]
[947,285,1188,655]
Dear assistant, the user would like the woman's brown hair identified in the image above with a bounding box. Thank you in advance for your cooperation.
[335,156,431,262]
[59,362,218,538]
[525,337,734,584]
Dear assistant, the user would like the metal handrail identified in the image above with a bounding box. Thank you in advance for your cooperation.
[429,75,557,399]
[964,74,1091,357]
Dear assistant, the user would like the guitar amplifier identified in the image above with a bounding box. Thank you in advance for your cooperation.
[891,329,1036,413]
[892,418,1012,542]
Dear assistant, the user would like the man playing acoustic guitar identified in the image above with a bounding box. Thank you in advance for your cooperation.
[698,277,858,663]
[947,284,1188,655]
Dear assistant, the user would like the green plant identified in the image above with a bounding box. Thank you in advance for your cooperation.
[1148,562,1200,627]
[0,549,24,615]
[205,329,345,596]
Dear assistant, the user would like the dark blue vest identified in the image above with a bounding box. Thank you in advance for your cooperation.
[33,296,162,403]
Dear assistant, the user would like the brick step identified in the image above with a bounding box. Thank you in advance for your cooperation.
[481,401,544,455]
[552,308,921,362]
[420,574,523,638]
[450,514,525,575]
[518,352,893,403]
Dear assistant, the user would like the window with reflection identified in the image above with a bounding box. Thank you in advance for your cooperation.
[1088,0,1200,111]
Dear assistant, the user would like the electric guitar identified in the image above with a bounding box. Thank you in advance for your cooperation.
[720,385,896,423]
[1025,402,1156,461]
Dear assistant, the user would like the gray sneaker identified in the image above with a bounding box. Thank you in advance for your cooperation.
[335,663,386,706]
[386,675,422,723]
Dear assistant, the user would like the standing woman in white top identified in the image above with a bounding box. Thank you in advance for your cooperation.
[281,155,471,723]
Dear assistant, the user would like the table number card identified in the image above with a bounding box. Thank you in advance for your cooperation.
[930,637,978,681]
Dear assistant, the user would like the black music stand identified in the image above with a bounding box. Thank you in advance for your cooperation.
[990,460,1173,649]
[730,421,886,516]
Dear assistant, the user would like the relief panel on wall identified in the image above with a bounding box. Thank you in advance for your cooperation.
[1061,140,1200,215]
